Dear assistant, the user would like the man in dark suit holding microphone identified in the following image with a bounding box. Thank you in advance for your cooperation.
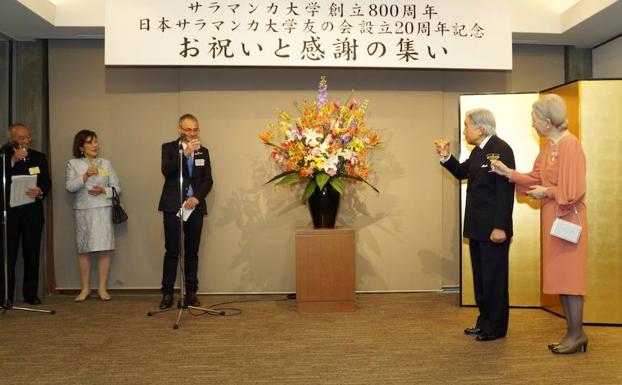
[436,108,515,341]
[1,123,51,307]
[158,114,213,309]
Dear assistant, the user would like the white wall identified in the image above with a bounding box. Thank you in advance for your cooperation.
[593,35,622,78]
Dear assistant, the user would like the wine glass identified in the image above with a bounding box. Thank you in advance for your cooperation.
[486,153,500,172]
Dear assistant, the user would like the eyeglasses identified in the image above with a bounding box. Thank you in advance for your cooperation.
[181,127,200,133]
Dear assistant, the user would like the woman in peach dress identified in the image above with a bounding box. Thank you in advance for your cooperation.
[491,94,588,354]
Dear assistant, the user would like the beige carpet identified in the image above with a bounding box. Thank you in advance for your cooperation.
[1,293,621,385]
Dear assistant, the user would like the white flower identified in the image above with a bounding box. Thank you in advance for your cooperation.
[319,134,333,154]
[303,128,323,147]
[322,154,339,176]
[340,148,355,161]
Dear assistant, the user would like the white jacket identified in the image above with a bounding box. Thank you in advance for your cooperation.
[65,157,121,210]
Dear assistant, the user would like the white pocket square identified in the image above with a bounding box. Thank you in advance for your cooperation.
[481,164,489,168]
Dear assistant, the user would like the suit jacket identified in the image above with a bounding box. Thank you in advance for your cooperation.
[65,157,121,209]
[442,135,515,241]
[2,147,51,224]
[158,140,213,215]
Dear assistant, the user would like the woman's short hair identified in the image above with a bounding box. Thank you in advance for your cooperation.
[532,94,568,130]
[466,108,496,136]
[73,129,97,158]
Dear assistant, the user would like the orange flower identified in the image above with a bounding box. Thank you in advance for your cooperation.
[259,131,272,144]
[368,133,380,146]
[299,167,311,177]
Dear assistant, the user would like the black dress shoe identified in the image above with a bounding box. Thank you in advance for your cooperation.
[25,297,42,305]
[464,327,481,335]
[185,292,201,307]
[1,298,14,308]
[475,332,505,341]
[159,293,174,309]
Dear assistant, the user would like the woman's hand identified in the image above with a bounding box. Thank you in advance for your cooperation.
[490,160,512,178]
[526,185,548,200]
[87,186,105,196]
[83,164,99,183]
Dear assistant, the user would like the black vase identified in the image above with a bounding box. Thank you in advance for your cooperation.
[308,183,341,228]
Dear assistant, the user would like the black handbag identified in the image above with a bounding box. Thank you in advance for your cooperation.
[111,187,128,224]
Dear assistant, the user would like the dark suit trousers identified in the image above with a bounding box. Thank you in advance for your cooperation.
[0,211,43,301]
[469,239,509,336]
[161,210,203,294]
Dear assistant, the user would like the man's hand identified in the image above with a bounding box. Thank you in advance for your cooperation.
[184,139,201,157]
[526,185,548,200]
[88,186,105,196]
[183,197,199,209]
[25,187,42,198]
[12,147,28,163]
[490,228,507,244]
[434,139,449,158]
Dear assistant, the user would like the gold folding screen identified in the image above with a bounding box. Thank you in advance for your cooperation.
[459,80,622,324]
[459,94,542,307]
[544,80,622,324]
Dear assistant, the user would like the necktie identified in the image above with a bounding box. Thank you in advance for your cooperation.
[186,155,194,197]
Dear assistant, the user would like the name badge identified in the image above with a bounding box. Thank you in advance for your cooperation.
[195,159,205,167]
[29,167,41,175]
[100,168,110,177]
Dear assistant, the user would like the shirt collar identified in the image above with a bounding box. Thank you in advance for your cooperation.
[479,135,492,149]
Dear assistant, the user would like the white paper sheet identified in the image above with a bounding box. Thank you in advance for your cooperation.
[176,204,195,222]
[10,174,37,207]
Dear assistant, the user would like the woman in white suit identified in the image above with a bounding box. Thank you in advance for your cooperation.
[66,130,121,302]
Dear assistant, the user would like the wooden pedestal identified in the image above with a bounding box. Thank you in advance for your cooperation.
[295,227,355,312]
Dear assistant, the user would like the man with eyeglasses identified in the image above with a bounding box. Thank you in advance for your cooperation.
[157,114,213,309]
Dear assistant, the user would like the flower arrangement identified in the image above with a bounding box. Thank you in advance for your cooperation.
[260,76,380,203]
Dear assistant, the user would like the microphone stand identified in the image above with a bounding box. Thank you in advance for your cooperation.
[1,146,55,315]
[147,139,223,329]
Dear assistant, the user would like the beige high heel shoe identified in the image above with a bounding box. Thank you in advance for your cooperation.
[74,290,91,302]
[551,334,588,354]
[97,290,111,301]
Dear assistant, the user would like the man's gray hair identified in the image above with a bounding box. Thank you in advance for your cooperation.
[466,108,496,136]
[532,94,568,130]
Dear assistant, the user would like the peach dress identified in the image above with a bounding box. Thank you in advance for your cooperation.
[510,134,588,295]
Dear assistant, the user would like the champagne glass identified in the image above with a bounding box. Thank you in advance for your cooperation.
[486,153,500,172]
[87,159,99,175]
[434,139,449,156]
[18,143,29,162]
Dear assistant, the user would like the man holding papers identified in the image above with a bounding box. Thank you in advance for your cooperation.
[157,114,213,309]
[1,123,51,306]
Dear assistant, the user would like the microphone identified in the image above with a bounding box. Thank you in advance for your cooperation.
[178,133,186,151]
[0,140,17,153]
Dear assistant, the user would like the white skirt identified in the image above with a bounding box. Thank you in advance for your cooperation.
[74,206,115,254]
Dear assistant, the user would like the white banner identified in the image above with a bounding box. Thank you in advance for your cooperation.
[105,0,511,69]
